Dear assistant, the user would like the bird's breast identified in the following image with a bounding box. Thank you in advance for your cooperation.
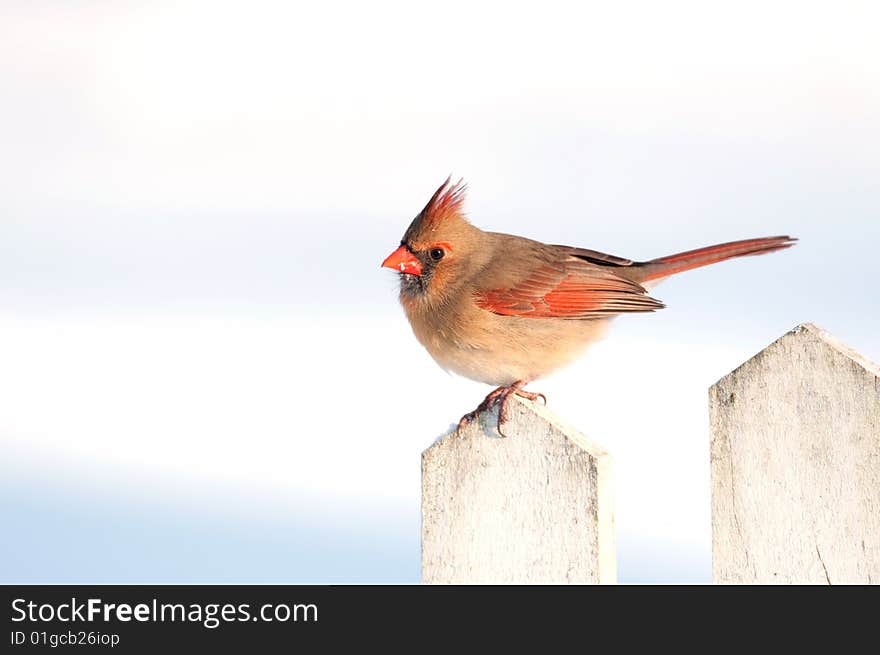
[401,291,611,386]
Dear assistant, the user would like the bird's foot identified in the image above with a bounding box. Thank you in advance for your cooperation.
[457,387,507,430]
[457,381,546,437]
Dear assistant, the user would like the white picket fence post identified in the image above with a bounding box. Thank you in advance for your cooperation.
[710,323,880,584]
[421,395,615,584]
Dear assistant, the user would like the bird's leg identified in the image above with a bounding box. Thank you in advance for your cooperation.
[496,381,547,433]
[457,380,547,437]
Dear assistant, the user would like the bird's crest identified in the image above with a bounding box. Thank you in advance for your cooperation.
[417,176,468,228]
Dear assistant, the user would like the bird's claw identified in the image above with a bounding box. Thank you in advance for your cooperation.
[516,390,546,405]
[456,382,547,437]
[457,411,478,430]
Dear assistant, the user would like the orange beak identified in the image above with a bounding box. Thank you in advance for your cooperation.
[381,245,423,276]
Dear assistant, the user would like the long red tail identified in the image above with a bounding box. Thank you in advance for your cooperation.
[636,236,797,283]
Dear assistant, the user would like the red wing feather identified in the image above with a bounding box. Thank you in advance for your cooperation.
[475,259,664,319]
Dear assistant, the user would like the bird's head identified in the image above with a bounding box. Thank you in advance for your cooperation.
[382,177,478,300]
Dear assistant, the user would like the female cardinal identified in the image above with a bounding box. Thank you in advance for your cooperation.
[382,178,795,435]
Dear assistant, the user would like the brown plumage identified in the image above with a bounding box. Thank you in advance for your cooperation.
[382,177,796,435]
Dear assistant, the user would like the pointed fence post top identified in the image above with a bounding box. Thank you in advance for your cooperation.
[715,322,880,387]
[423,394,611,461]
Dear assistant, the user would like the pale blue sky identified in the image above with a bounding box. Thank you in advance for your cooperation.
[1,0,878,583]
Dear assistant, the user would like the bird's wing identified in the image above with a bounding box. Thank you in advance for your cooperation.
[474,254,664,319]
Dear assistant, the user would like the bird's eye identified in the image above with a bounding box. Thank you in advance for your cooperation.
[429,247,445,261]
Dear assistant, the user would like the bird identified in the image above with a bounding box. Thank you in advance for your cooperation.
[382,177,796,436]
